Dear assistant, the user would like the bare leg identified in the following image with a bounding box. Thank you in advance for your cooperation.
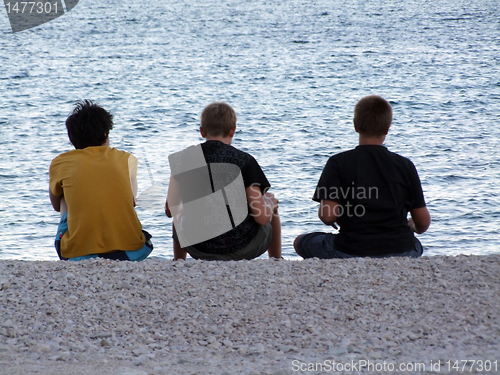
[173,240,187,260]
[172,223,187,260]
[267,211,282,259]
[60,196,68,217]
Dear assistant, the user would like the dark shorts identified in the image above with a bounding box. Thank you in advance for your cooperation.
[295,232,423,259]
[181,222,272,261]
[54,212,153,261]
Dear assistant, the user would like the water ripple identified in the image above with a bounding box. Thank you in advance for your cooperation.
[0,0,499,260]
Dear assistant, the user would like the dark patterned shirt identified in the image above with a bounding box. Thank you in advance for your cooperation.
[176,140,270,254]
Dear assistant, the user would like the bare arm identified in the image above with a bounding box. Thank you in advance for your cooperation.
[49,188,62,212]
[408,206,431,234]
[246,185,278,226]
[165,199,172,217]
[165,176,179,218]
[128,155,138,207]
[318,200,341,229]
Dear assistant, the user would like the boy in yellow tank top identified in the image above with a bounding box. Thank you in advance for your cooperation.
[49,100,153,261]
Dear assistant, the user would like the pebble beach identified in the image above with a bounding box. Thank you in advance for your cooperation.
[1,255,499,374]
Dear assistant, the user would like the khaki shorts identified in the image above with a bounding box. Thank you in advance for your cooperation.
[184,222,272,261]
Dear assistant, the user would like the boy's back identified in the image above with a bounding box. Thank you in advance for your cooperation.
[313,144,425,256]
[49,100,153,261]
[183,140,270,254]
[50,146,145,258]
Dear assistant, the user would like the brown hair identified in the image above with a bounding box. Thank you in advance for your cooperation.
[200,102,237,137]
[353,95,392,137]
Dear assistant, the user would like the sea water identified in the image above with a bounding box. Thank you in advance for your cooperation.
[0,0,499,260]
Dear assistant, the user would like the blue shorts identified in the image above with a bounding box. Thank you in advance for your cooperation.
[54,212,153,261]
[295,232,423,259]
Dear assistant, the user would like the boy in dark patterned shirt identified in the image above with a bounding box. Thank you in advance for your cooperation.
[166,102,281,260]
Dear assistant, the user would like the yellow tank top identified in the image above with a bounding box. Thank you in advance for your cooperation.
[49,146,145,258]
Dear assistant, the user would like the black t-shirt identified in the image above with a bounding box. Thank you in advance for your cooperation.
[187,140,270,254]
[313,145,426,256]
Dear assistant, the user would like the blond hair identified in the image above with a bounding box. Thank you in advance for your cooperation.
[200,102,237,137]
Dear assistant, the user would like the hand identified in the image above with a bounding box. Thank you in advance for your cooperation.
[264,192,279,214]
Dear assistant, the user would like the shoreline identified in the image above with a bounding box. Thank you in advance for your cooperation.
[1,254,499,374]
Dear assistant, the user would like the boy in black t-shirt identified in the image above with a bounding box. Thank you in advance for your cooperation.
[294,95,431,258]
[165,102,282,260]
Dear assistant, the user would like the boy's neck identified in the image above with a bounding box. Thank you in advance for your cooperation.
[205,135,233,145]
[200,126,235,145]
[358,134,386,146]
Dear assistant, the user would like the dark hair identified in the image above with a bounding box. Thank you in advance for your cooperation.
[65,100,113,149]
[353,95,392,137]
[200,102,237,137]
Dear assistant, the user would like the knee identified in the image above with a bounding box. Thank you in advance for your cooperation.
[293,234,304,254]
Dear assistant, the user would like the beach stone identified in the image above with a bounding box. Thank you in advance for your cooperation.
[33,344,51,353]
[254,343,265,353]
[208,341,221,349]
[90,332,112,339]
[133,356,147,366]
[114,368,148,375]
